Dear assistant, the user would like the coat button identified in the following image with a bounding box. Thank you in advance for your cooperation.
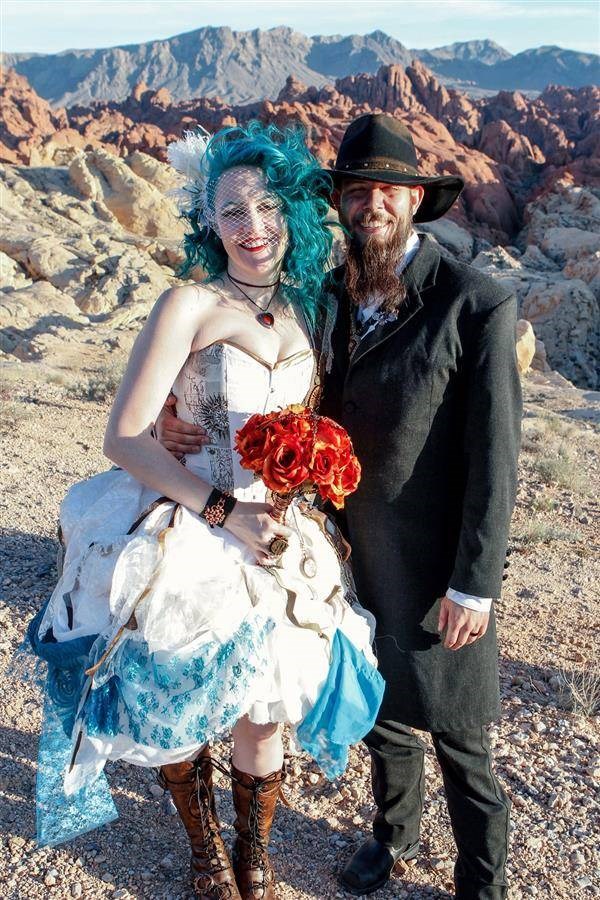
[344,400,357,413]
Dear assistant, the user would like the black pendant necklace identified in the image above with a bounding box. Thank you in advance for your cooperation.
[227,273,279,328]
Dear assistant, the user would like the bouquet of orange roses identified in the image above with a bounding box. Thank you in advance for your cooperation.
[235,404,361,522]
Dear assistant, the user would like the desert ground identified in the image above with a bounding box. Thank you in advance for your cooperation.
[1,351,599,900]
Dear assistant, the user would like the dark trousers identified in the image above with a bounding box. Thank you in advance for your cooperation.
[365,720,510,900]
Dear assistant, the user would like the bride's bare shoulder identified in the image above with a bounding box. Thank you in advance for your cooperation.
[152,281,220,319]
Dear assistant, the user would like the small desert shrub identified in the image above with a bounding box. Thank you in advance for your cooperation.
[555,665,600,717]
[44,370,70,387]
[514,521,582,545]
[67,364,124,402]
[541,411,578,440]
[520,419,547,453]
[532,444,585,492]
[531,493,559,513]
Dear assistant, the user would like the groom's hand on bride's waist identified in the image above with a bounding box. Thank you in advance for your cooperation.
[438,595,490,651]
[155,392,209,459]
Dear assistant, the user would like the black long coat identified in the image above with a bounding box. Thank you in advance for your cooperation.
[321,235,522,732]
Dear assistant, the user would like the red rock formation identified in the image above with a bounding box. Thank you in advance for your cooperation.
[481,85,599,168]
[1,63,597,244]
[335,65,423,113]
[0,66,68,162]
[405,60,483,146]
[479,120,544,174]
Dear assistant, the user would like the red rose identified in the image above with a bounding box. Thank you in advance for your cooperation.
[314,419,352,468]
[315,418,343,445]
[262,436,311,493]
[319,454,361,508]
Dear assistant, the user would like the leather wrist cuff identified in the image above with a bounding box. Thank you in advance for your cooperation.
[200,488,237,528]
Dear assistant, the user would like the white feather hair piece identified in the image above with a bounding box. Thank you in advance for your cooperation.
[166,127,213,225]
[167,128,211,180]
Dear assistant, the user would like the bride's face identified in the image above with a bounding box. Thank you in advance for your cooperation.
[213,166,288,281]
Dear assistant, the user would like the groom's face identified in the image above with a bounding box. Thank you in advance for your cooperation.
[333,178,424,310]
[335,179,423,247]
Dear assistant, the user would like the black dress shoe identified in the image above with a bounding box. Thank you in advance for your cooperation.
[340,837,419,895]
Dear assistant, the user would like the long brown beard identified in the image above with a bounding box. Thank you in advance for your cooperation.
[344,215,413,314]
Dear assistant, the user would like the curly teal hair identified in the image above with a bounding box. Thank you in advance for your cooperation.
[177,121,333,325]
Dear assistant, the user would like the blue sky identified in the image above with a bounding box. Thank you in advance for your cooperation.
[2,0,599,55]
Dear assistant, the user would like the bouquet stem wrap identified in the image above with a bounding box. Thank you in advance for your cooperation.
[270,491,294,524]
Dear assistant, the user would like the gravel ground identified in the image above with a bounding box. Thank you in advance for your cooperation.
[1,364,599,900]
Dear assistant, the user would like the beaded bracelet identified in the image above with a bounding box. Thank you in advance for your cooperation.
[200,488,237,528]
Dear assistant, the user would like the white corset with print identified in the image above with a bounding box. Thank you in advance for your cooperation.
[171,342,316,501]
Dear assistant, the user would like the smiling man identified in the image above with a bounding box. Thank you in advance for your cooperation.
[319,114,522,899]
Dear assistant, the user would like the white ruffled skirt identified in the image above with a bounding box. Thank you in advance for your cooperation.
[35,468,380,793]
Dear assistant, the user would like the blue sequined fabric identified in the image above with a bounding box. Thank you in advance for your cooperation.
[26,609,117,846]
[83,616,276,751]
[28,606,276,846]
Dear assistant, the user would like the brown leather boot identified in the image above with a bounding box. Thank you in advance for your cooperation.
[159,747,241,900]
[230,762,286,900]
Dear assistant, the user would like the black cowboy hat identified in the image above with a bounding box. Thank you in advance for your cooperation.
[327,113,464,223]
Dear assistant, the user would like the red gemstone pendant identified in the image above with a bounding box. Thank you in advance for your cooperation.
[257,312,275,328]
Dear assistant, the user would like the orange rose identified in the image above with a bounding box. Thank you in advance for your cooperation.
[315,418,343,444]
[339,456,361,494]
[262,436,311,493]
[270,414,313,441]
[321,480,347,509]
[310,444,339,485]
[235,416,274,472]
[318,454,361,508]
[314,419,353,468]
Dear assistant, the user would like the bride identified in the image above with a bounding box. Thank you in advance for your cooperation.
[28,122,384,900]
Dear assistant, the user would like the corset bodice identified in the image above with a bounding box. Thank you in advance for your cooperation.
[171,341,316,500]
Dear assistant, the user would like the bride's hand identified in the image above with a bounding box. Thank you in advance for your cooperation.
[224,501,293,565]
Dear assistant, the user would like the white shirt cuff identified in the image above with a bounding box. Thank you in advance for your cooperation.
[446,588,493,613]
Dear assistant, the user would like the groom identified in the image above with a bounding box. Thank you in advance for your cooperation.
[319,114,521,899]
[158,114,521,899]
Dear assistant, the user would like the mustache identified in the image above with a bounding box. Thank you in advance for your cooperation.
[356,213,394,228]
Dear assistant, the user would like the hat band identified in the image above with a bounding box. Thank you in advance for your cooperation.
[337,156,419,176]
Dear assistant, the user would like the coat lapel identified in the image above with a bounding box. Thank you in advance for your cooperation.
[348,234,441,369]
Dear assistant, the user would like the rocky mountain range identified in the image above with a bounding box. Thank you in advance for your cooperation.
[415,40,513,67]
[2,60,598,234]
[414,42,598,93]
[1,26,598,107]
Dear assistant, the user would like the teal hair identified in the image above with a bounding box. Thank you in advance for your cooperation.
[177,121,333,325]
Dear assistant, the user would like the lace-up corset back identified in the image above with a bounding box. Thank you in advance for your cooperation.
[171,341,316,501]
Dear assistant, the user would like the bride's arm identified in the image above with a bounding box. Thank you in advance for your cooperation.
[103,285,214,513]
[103,285,291,558]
